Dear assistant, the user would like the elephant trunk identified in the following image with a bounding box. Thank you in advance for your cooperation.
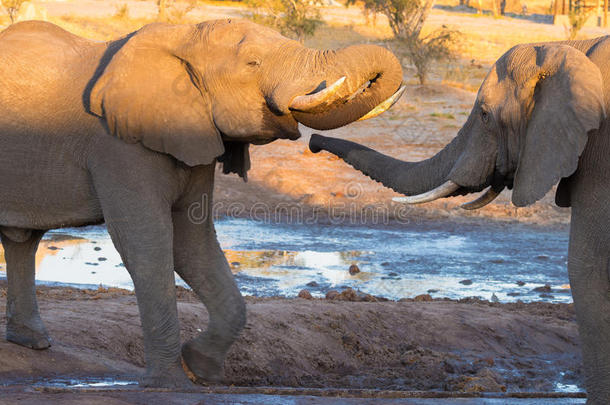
[292,45,403,130]
[309,130,468,196]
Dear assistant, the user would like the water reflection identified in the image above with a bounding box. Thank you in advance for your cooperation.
[0,220,572,303]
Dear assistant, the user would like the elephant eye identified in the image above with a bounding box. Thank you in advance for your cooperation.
[481,109,490,124]
[247,60,260,67]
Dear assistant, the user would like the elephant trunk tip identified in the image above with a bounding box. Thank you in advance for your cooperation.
[308,134,325,153]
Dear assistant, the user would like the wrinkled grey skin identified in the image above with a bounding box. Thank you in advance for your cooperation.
[310,38,610,403]
[0,19,402,387]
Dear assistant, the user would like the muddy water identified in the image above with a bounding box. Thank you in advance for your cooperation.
[0,219,571,302]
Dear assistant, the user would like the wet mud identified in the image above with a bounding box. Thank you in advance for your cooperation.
[0,284,582,394]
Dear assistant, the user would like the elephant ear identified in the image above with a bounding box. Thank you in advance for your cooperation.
[512,45,605,207]
[89,23,225,167]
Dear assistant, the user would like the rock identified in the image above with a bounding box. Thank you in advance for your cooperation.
[414,294,432,302]
[516,280,526,286]
[539,293,555,299]
[536,255,550,260]
[361,293,378,302]
[489,259,505,264]
[459,279,473,285]
[381,262,391,267]
[481,357,495,367]
[97,257,107,261]
[532,284,552,293]
[388,272,398,277]
[16,2,48,22]
[338,288,358,301]
[297,289,312,300]
[47,246,61,251]
[325,290,339,300]
[427,289,439,294]
[231,262,241,267]
[348,264,360,275]
[306,281,319,287]
[491,293,499,303]
[94,246,102,251]
[507,292,521,297]
[463,368,506,392]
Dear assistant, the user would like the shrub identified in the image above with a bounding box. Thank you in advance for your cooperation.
[157,0,197,23]
[565,5,591,40]
[2,0,26,24]
[113,3,130,21]
[347,0,459,85]
[245,0,323,43]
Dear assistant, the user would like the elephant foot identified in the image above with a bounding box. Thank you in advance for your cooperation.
[181,339,225,383]
[139,362,193,388]
[6,322,51,350]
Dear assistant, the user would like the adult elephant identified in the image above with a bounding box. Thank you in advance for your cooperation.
[0,19,403,387]
[310,38,610,403]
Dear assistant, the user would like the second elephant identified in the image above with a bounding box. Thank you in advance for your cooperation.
[310,37,610,404]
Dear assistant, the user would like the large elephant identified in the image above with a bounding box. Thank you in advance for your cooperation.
[310,38,610,403]
[0,19,403,387]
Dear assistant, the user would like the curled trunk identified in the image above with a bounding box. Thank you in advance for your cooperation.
[293,45,403,130]
[309,131,468,195]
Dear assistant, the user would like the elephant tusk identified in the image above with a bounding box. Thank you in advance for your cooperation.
[392,180,460,204]
[460,186,503,210]
[289,76,346,112]
[358,85,406,121]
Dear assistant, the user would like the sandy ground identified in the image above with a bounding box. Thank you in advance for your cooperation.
[0,283,582,394]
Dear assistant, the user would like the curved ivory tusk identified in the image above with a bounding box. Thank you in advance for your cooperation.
[460,186,503,210]
[358,85,407,121]
[289,76,346,112]
[392,180,460,204]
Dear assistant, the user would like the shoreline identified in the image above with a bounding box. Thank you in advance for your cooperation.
[0,284,582,394]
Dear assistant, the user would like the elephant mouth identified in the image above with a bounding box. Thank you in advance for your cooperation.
[289,78,406,127]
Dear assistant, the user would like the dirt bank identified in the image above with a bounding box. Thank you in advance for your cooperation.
[0,284,581,393]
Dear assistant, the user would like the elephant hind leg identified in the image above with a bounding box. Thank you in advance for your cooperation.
[1,229,50,350]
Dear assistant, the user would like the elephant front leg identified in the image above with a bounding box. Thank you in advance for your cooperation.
[103,210,191,388]
[172,206,246,383]
[1,229,50,350]
[568,223,610,404]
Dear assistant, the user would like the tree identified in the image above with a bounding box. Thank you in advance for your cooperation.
[348,0,459,85]
[2,0,26,24]
[565,2,591,40]
[245,0,323,43]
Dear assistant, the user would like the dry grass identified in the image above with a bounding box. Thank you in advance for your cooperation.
[30,0,607,77]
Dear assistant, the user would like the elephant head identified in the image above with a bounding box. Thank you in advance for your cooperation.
[88,19,404,179]
[309,42,606,208]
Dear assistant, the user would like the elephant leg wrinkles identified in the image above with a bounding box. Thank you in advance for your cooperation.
[172,164,246,382]
[568,205,610,405]
[88,141,191,388]
[98,194,189,388]
[1,229,50,350]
